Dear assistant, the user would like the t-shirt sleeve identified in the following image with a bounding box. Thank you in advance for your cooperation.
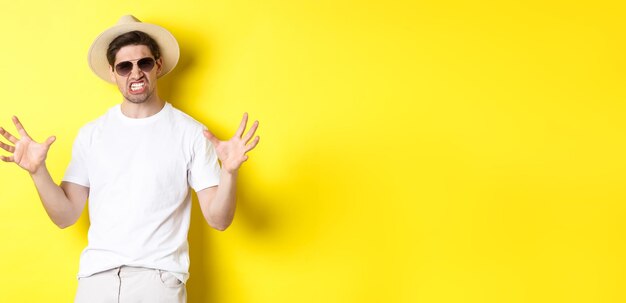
[62,127,90,187]
[188,127,221,192]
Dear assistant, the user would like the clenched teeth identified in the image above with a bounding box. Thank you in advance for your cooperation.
[130,82,145,91]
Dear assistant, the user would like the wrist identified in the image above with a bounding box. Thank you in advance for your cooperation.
[221,167,238,178]
[29,163,47,177]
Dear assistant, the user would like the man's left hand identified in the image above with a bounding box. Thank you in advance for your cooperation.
[203,113,260,174]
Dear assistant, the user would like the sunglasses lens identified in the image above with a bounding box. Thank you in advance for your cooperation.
[114,58,155,76]
[138,58,155,73]
[115,61,133,76]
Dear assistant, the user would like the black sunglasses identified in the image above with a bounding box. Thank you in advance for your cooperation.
[114,57,156,76]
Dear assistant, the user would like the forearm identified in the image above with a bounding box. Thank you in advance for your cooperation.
[30,165,80,228]
[205,170,238,231]
[199,112,259,230]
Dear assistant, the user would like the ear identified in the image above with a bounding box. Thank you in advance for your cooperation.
[156,58,163,75]
[109,65,116,82]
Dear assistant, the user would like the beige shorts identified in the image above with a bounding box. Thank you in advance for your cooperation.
[74,266,186,303]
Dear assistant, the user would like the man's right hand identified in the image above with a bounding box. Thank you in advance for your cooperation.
[0,116,56,175]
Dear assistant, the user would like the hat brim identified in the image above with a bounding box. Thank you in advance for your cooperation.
[88,21,179,83]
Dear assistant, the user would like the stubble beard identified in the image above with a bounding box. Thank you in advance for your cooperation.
[124,86,155,104]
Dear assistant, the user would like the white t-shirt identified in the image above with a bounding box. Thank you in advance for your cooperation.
[63,102,221,283]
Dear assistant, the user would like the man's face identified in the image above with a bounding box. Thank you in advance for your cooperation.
[109,44,162,104]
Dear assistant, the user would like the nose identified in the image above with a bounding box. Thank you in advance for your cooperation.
[129,63,144,78]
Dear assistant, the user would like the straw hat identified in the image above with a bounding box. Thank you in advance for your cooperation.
[87,15,180,83]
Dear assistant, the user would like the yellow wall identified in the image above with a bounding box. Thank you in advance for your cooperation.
[1,0,625,302]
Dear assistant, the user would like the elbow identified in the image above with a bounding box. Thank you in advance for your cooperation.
[210,220,232,231]
[206,215,233,231]
[203,206,235,231]
[213,224,229,232]
[53,216,79,229]
[55,221,73,229]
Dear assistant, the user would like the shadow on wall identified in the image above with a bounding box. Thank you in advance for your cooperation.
[156,23,201,107]
[186,180,282,303]
[186,162,322,303]
[117,20,322,301]
[158,26,223,302]
[187,195,217,303]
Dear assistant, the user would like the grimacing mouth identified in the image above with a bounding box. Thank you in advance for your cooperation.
[130,81,146,92]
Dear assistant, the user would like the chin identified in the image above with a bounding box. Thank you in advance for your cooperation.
[126,97,149,104]
[124,91,152,104]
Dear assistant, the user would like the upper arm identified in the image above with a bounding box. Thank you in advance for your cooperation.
[188,126,221,192]
[60,181,89,214]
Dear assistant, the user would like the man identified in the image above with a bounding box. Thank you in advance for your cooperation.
[0,15,259,302]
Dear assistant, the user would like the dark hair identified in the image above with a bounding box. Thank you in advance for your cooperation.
[106,31,161,67]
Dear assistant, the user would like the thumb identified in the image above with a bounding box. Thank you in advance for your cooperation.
[203,129,220,145]
[45,136,56,147]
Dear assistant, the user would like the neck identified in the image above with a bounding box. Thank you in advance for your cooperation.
[120,94,165,119]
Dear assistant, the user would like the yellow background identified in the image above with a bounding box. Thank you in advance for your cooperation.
[1,0,625,302]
